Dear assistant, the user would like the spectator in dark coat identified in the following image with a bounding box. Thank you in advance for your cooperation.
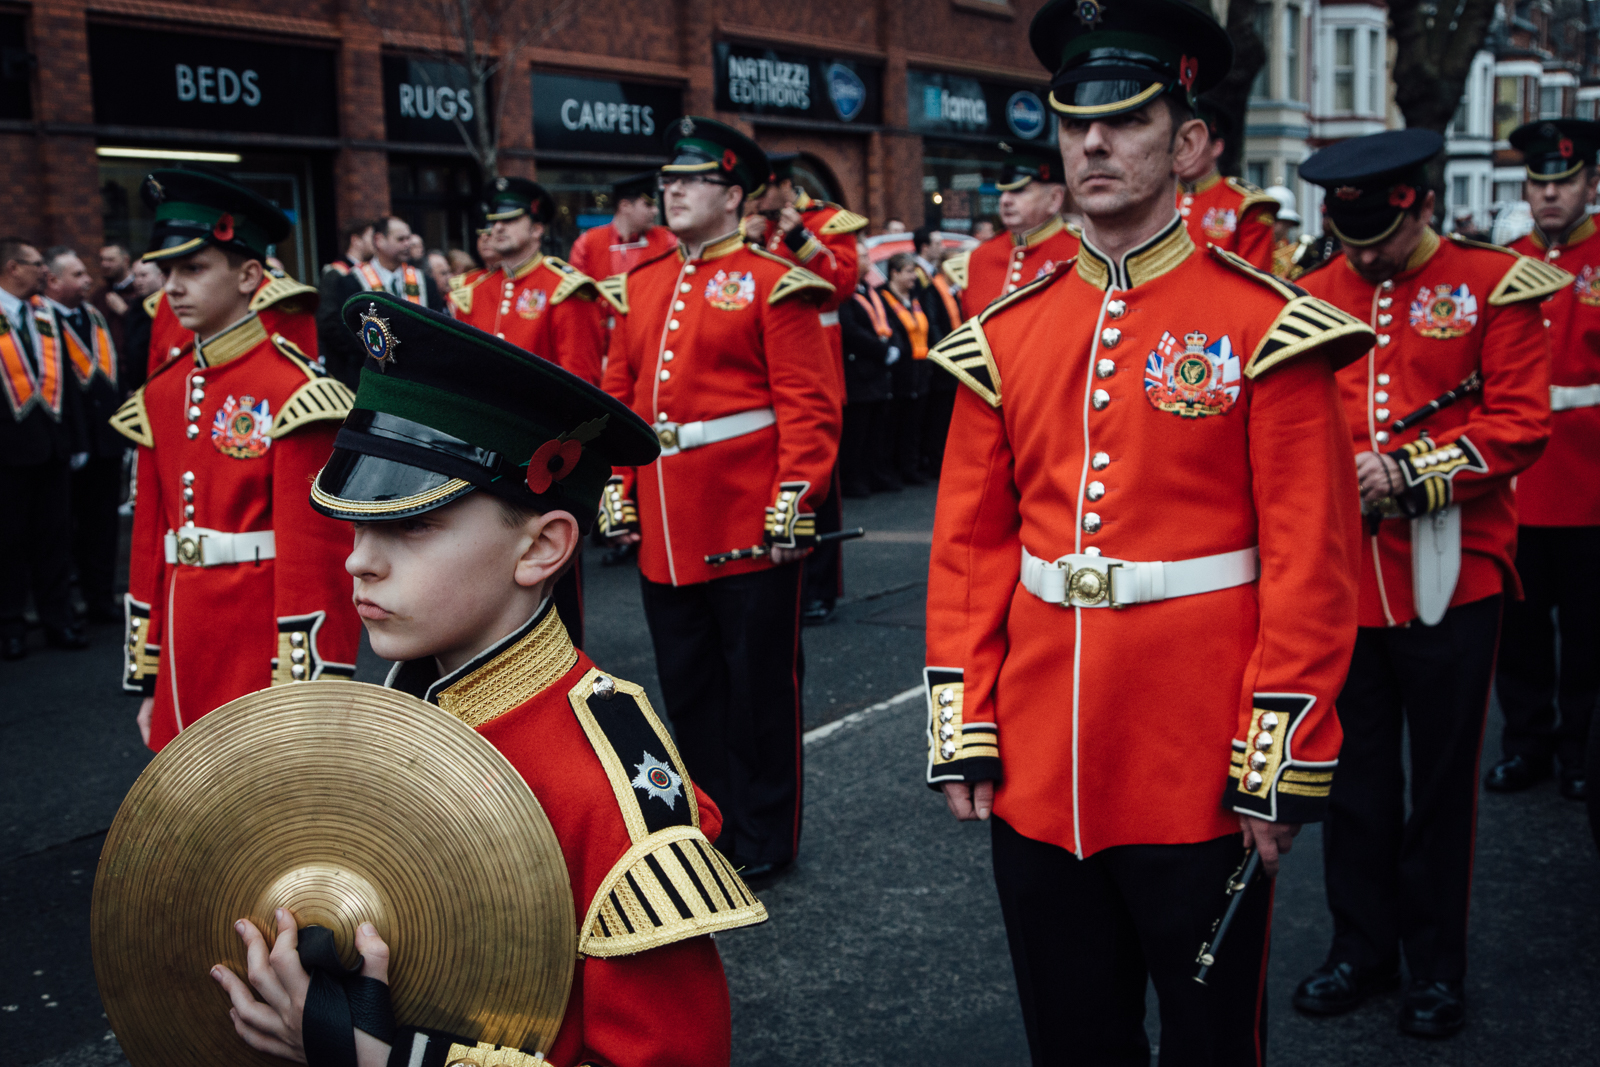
[839,270,897,497]
[881,253,932,486]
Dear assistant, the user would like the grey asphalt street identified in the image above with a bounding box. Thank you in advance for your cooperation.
[4,482,1597,1065]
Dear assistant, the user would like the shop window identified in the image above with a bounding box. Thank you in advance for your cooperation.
[0,14,30,120]
[1333,29,1355,113]
[541,167,647,256]
[1451,175,1469,209]
[1368,30,1381,115]
[1285,6,1301,102]
[1494,76,1520,141]
[389,156,481,260]
[922,144,1011,233]
[1251,4,1272,99]
[1246,161,1269,188]
[1540,85,1562,119]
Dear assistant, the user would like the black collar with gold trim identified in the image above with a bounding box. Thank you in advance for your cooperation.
[1075,214,1193,291]
[1530,214,1597,251]
[1014,215,1066,250]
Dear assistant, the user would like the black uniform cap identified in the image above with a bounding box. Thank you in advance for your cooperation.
[1300,129,1442,247]
[997,140,1066,190]
[1509,119,1600,181]
[766,152,800,185]
[1030,0,1232,119]
[310,292,659,529]
[661,116,769,196]
[611,171,660,204]
[483,176,556,225]
[140,166,292,264]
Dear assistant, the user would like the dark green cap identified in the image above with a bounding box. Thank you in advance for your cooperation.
[997,140,1065,190]
[483,176,556,224]
[662,116,769,195]
[140,167,291,264]
[310,292,659,530]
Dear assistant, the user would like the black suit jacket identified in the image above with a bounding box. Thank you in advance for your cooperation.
[59,310,129,458]
[1,302,84,467]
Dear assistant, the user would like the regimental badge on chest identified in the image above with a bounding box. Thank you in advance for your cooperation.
[704,270,756,311]
[1035,259,1058,281]
[1202,207,1238,240]
[211,395,272,459]
[1144,330,1240,418]
[1572,264,1600,307]
[1409,283,1479,339]
[515,287,549,319]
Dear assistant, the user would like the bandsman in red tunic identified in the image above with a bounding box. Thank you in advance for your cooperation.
[1485,120,1600,820]
[1294,130,1562,1036]
[601,118,839,879]
[1175,100,1278,271]
[926,3,1368,1059]
[111,168,360,753]
[568,171,678,281]
[940,140,1080,320]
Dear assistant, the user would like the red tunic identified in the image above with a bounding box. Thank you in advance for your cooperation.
[926,219,1369,854]
[1300,230,1559,627]
[449,253,607,386]
[143,273,320,377]
[942,216,1081,321]
[111,308,361,752]
[757,191,867,402]
[1510,217,1600,527]
[600,233,841,587]
[1177,172,1278,272]
[568,222,678,280]
[386,604,765,1066]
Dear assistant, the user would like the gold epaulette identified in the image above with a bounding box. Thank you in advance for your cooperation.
[819,208,869,235]
[109,387,153,448]
[250,275,319,315]
[1488,253,1572,306]
[1209,248,1374,377]
[928,319,1002,408]
[761,259,834,304]
[272,378,353,438]
[597,274,628,316]
[142,291,162,319]
[941,250,970,291]
[1227,177,1280,220]
[578,825,767,957]
[542,256,599,304]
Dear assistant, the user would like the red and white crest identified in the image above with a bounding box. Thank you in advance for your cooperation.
[211,395,273,459]
[1573,265,1600,307]
[1201,207,1238,240]
[515,287,549,319]
[1408,283,1479,339]
[704,270,755,311]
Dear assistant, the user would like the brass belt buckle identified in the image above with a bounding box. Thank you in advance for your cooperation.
[1066,563,1110,607]
[656,424,679,451]
[176,533,203,566]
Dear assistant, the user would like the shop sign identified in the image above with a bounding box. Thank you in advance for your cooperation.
[907,70,1055,144]
[384,57,491,144]
[1,15,30,120]
[532,72,682,154]
[87,24,337,136]
[713,42,883,125]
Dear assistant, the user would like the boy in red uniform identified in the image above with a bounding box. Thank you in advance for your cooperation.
[926,1,1368,1060]
[1485,120,1600,808]
[111,168,360,752]
[600,118,839,878]
[940,139,1080,319]
[211,292,765,1067]
[1294,130,1561,1036]
[1175,100,1278,270]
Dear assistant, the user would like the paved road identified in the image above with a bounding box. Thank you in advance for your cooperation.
[3,483,1597,1065]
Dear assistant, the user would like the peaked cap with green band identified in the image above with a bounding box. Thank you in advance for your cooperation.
[997,140,1065,190]
[483,176,557,224]
[140,167,292,264]
[662,116,769,195]
[310,292,659,529]
[1510,119,1600,182]
[1029,0,1231,119]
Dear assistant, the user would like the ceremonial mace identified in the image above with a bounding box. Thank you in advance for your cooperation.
[1193,848,1262,986]
[706,527,867,565]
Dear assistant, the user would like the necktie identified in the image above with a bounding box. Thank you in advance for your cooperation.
[390,271,405,298]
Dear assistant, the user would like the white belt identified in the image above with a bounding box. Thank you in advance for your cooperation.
[655,407,776,457]
[1019,544,1259,608]
[818,311,840,327]
[164,528,277,567]
[1551,383,1600,411]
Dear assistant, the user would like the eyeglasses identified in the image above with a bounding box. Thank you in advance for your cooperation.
[658,175,734,191]
[17,259,45,269]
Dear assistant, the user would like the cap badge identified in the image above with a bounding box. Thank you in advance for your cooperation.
[212,214,235,242]
[1177,55,1199,91]
[524,415,609,495]
[495,177,508,190]
[1560,137,1574,159]
[1075,0,1102,26]
[1388,184,1416,209]
[143,176,166,204]
[679,116,696,137]
[357,305,400,372]
[1334,186,1363,201]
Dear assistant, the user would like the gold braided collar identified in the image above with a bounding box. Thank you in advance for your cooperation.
[1075,214,1193,291]
[430,606,580,729]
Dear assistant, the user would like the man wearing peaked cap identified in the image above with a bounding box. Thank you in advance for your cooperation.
[599,115,840,882]
[1295,128,1564,1035]
[569,171,679,282]
[923,0,1371,1060]
[1176,97,1279,270]
[109,166,358,754]
[214,292,769,1066]
[940,139,1080,321]
[1486,119,1600,832]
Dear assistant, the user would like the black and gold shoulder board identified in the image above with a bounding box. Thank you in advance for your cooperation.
[109,387,153,448]
[568,668,700,840]
[941,250,970,291]
[542,256,599,304]
[928,318,1001,408]
[249,275,319,314]
[1247,295,1372,379]
[765,263,835,305]
[819,208,868,235]
[1210,246,1304,298]
[596,274,628,316]
[142,291,162,319]
[1488,253,1571,307]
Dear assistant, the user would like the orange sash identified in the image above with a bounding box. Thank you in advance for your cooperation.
[357,262,426,304]
[60,305,118,386]
[0,302,63,418]
[886,289,930,360]
[854,285,893,339]
[931,274,962,330]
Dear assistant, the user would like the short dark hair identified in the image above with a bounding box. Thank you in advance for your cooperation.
[886,251,916,275]
[0,236,38,271]
[43,245,78,273]
[101,243,131,260]
[378,216,408,239]
[912,226,935,252]
[341,218,375,246]
[1161,94,1196,149]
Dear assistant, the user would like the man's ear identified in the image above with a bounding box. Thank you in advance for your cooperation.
[238,257,264,296]
[513,509,581,590]
[1171,117,1211,180]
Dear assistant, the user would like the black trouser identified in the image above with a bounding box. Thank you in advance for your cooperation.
[839,400,882,493]
[892,392,927,481]
[70,453,124,614]
[640,563,805,864]
[1323,595,1500,984]
[992,817,1272,1067]
[801,469,843,609]
[921,386,955,476]
[1496,525,1600,775]
[0,458,76,638]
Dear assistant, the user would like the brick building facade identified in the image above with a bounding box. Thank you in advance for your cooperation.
[0,0,1060,272]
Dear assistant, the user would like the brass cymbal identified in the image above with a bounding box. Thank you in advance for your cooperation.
[92,681,575,1065]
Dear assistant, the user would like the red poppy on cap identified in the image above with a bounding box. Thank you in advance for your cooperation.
[526,437,583,495]
[1178,56,1199,91]
[1560,137,1575,158]
[1039,162,1052,181]
[721,149,738,173]
[212,214,235,242]
[1388,185,1416,209]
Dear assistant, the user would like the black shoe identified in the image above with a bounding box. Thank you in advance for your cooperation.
[1293,961,1401,1016]
[1399,981,1464,1038]
[1,635,25,661]
[600,542,638,567]
[1484,754,1551,792]
[44,623,89,650]
[736,858,794,885]
[1560,775,1588,801]
[800,599,834,626]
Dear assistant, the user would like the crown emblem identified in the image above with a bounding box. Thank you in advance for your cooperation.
[679,116,696,137]
[357,305,400,373]
[1184,330,1208,351]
